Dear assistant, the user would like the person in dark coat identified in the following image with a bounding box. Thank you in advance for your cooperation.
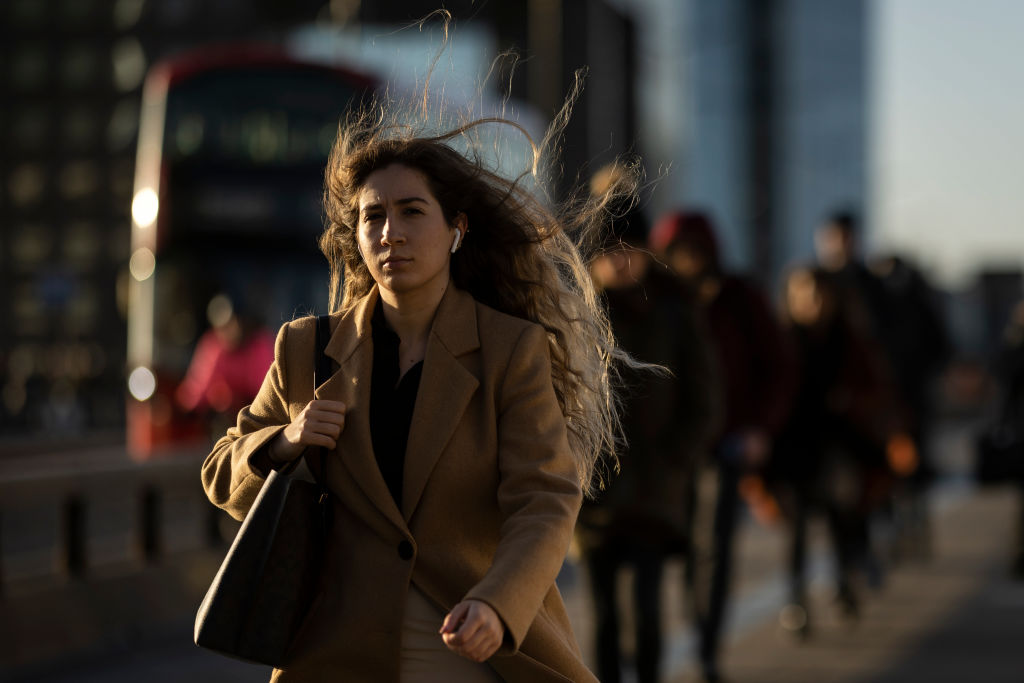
[814,211,891,337]
[772,266,898,634]
[577,183,719,683]
[817,212,950,560]
[649,209,795,683]
[872,255,951,559]
[993,301,1024,578]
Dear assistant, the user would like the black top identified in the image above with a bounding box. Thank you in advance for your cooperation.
[369,303,424,507]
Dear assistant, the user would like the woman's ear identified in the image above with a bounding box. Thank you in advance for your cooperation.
[454,211,468,236]
[450,213,468,254]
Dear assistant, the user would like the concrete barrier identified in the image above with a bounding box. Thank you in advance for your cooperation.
[0,446,234,678]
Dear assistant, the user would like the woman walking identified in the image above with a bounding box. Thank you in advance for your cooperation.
[201,99,634,682]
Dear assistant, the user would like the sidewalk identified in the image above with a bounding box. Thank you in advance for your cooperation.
[667,484,1024,683]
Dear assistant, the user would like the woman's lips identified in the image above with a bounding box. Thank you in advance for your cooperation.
[383,256,412,269]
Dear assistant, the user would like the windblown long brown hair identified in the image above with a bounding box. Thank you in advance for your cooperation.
[320,72,642,496]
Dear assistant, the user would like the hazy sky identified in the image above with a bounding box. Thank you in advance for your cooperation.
[872,0,1024,286]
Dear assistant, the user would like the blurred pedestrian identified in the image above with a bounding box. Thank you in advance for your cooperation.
[992,300,1024,578]
[578,171,719,683]
[814,210,890,336]
[817,212,949,561]
[200,102,640,681]
[772,266,896,634]
[870,254,951,559]
[650,210,795,683]
[176,293,275,439]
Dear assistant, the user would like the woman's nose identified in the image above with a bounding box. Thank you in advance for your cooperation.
[380,214,406,245]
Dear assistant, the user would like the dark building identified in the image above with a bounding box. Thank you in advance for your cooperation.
[0,0,324,441]
[676,0,867,284]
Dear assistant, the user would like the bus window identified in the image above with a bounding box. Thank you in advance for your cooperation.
[127,46,375,457]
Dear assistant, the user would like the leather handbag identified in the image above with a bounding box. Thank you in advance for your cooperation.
[194,315,334,666]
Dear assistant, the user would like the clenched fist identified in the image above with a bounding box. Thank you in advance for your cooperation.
[268,399,347,463]
[439,599,505,663]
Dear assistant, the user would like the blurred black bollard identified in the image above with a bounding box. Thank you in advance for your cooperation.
[141,486,161,562]
[63,496,86,578]
[206,500,231,547]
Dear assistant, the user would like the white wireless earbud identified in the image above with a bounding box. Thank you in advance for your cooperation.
[450,228,462,254]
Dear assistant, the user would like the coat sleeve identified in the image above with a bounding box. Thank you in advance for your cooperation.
[200,321,294,521]
[464,323,583,653]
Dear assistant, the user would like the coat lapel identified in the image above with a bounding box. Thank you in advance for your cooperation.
[315,288,407,534]
[402,286,480,520]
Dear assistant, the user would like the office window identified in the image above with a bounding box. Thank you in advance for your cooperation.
[63,221,101,270]
[9,0,48,27]
[64,106,98,150]
[108,98,140,151]
[12,107,50,151]
[9,165,46,207]
[61,44,100,89]
[12,225,54,270]
[58,161,101,199]
[58,0,96,27]
[11,47,49,90]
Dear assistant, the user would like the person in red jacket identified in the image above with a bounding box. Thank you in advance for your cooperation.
[176,293,275,437]
[650,210,796,683]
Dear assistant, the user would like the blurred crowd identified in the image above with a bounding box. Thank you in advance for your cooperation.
[576,165,1024,683]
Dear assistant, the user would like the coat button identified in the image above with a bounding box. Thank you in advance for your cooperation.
[398,540,414,560]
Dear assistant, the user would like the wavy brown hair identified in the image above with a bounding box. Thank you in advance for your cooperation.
[320,80,642,496]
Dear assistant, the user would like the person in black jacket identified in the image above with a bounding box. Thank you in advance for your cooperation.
[772,266,898,635]
[994,300,1024,578]
[577,173,719,683]
[869,254,950,559]
[817,212,950,561]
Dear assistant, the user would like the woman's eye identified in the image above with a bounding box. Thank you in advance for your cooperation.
[403,207,423,215]
[363,213,383,223]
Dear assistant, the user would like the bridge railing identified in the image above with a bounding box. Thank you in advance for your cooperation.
[0,446,230,595]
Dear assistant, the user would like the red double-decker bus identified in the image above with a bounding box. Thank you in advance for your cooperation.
[126,44,375,458]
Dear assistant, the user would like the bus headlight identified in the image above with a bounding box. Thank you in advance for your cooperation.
[131,188,159,228]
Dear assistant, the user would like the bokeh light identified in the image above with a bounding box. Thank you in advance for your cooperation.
[129,247,156,281]
[131,187,159,228]
[127,366,156,401]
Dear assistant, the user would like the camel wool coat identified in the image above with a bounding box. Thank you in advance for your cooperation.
[201,284,597,683]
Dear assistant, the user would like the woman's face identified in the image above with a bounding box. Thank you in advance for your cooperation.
[668,244,707,282]
[356,163,462,300]
[786,269,825,327]
[782,268,831,327]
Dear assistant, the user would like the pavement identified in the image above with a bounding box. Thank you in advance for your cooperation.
[666,483,1024,683]
[12,481,1021,683]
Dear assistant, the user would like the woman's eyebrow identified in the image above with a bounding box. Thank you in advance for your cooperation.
[360,197,429,214]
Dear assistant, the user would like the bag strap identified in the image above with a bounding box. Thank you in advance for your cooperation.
[314,314,333,389]
[313,315,333,499]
